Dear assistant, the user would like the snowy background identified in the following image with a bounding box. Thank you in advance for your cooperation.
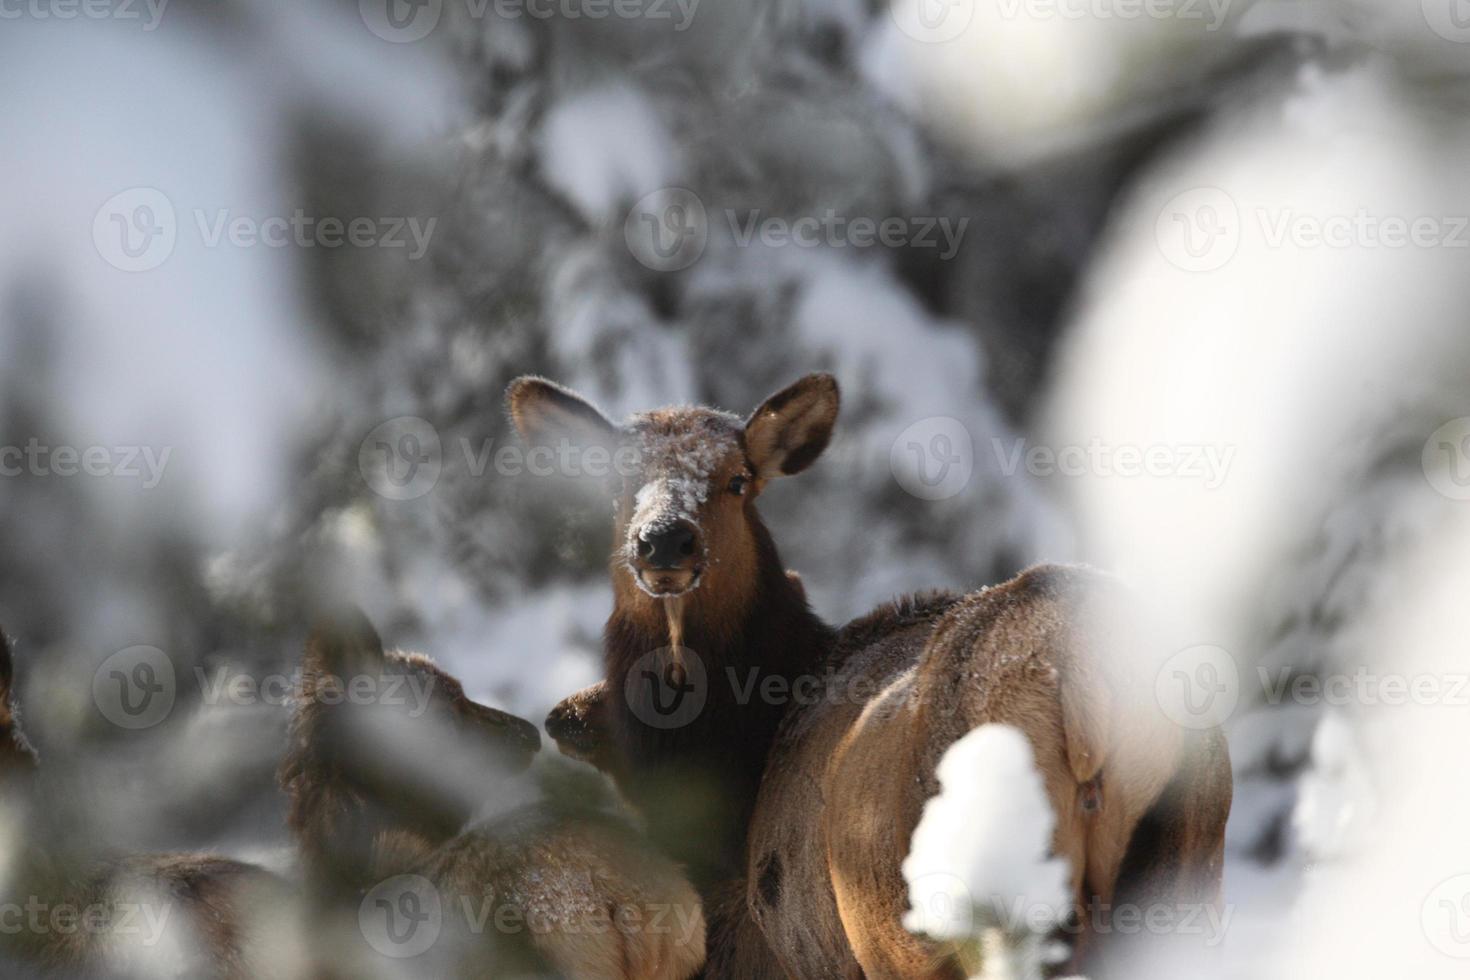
[3,0,1470,976]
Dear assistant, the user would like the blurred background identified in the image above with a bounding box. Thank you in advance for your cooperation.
[2,0,1470,976]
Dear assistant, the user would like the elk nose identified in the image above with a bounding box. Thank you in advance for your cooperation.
[637,522,699,569]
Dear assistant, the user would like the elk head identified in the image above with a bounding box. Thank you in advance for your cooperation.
[280,606,541,889]
[507,374,839,647]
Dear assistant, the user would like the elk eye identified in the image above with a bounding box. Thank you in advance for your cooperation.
[728,475,748,496]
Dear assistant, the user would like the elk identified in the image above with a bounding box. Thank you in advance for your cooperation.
[508,377,838,893]
[512,374,1233,978]
[0,626,302,979]
[278,606,706,980]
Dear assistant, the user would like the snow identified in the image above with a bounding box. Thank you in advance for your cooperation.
[1042,52,1470,980]
[624,412,739,548]
[1291,712,1376,861]
[903,725,1071,978]
[538,83,680,226]
[4,3,1467,978]
[865,0,1246,166]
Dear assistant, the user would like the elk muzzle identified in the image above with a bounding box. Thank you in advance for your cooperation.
[633,520,703,596]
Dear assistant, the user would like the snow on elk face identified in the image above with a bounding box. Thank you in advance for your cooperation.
[507,373,839,637]
[618,408,749,599]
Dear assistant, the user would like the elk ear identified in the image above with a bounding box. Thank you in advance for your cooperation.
[304,605,387,682]
[506,376,619,452]
[745,373,839,479]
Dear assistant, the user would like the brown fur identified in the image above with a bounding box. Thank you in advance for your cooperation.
[0,627,299,979]
[511,376,839,904]
[544,679,622,779]
[279,607,705,980]
[812,566,1195,977]
[523,377,1233,978]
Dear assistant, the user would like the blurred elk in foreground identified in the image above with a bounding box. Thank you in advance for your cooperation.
[513,374,1232,978]
[278,607,705,980]
[0,627,303,979]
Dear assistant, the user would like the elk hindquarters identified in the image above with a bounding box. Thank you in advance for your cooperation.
[1087,725,1232,976]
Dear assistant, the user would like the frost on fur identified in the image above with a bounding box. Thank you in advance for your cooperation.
[903,725,1072,979]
